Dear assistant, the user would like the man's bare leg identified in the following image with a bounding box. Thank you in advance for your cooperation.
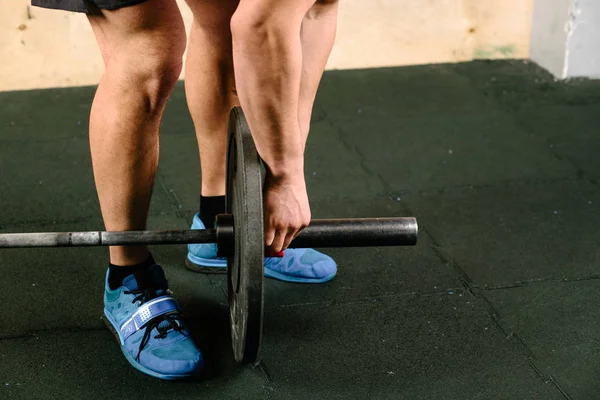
[86,1,203,380]
[184,0,239,202]
[87,0,186,266]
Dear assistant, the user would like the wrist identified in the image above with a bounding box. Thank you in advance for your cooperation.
[264,157,305,182]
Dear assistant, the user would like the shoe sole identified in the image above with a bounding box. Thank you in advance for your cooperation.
[185,257,227,274]
[186,253,337,284]
[264,268,337,284]
[102,312,202,380]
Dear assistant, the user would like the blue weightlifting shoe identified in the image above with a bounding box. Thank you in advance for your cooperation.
[103,264,203,380]
[262,248,338,283]
[185,213,337,283]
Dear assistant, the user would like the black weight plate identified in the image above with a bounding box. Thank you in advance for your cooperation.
[226,107,264,363]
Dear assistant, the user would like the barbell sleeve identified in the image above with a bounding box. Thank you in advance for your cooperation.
[290,217,418,248]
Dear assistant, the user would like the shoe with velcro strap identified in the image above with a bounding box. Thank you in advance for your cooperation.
[103,264,203,380]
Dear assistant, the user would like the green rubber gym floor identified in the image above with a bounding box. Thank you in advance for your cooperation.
[1,60,599,399]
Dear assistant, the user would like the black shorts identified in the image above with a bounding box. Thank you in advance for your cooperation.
[31,0,149,13]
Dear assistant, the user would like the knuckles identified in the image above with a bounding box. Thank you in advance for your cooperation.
[270,216,310,232]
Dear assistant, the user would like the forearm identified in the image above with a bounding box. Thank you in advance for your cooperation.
[231,19,305,179]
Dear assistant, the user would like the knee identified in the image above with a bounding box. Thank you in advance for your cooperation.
[230,8,263,42]
[108,31,186,114]
[143,49,184,98]
[137,38,185,113]
[230,1,299,41]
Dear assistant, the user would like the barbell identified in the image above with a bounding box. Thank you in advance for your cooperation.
[0,107,418,363]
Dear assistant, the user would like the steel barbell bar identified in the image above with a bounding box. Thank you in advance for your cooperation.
[0,216,417,251]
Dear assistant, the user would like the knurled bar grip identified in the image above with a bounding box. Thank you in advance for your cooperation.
[0,217,417,249]
[0,230,218,248]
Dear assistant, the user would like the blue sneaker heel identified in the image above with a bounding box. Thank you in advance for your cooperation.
[185,214,227,273]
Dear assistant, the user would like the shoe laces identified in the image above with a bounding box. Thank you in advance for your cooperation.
[124,288,184,361]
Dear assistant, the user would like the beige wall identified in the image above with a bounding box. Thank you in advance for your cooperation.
[0,0,534,91]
